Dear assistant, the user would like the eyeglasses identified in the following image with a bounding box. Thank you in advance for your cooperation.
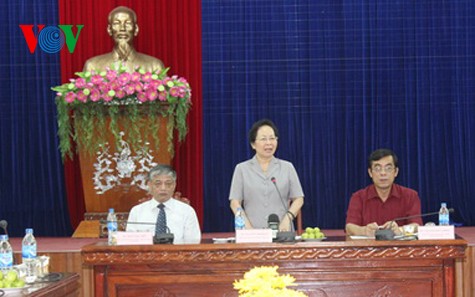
[256,136,278,143]
[372,165,395,173]
[152,180,175,188]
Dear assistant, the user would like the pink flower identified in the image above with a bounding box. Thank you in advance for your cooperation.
[131,72,141,82]
[74,78,86,89]
[137,92,148,102]
[177,77,188,84]
[106,70,117,81]
[102,94,113,102]
[90,89,101,102]
[169,87,181,98]
[115,89,126,99]
[91,75,103,85]
[158,91,167,101]
[65,92,76,103]
[99,83,110,94]
[146,88,158,101]
[147,80,160,90]
[76,90,88,102]
[177,86,188,98]
[124,84,136,95]
[141,72,153,83]
[118,73,131,86]
[134,82,144,93]
[109,81,120,91]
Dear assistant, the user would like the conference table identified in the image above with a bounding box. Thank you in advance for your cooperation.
[10,228,475,297]
[82,233,467,297]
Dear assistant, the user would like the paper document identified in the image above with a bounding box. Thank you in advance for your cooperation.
[349,235,375,239]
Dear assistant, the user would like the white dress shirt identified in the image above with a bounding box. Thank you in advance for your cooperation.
[126,198,201,244]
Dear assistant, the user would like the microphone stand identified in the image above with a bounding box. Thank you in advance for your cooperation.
[374,209,455,241]
[271,177,296,242]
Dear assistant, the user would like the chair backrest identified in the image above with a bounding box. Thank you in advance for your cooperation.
[296,211,303,235]
[84,212,129,238]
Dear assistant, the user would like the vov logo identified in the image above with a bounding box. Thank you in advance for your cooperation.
[19,25,84,54]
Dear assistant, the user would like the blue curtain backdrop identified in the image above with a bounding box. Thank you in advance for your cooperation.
[2,0,475,236]
[202,0,475,231]
[0,1,72,236]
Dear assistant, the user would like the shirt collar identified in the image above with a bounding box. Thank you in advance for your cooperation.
[250,155,278,178]
[149,197,173,210]
[250,155,278,165]
[367,184,401,200]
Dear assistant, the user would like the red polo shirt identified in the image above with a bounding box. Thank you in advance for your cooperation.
[346,184,423,226]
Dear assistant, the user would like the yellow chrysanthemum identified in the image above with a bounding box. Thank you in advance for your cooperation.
[233,266,308,297]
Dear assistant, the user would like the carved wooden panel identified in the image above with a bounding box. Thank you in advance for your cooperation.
[83,242,466,265]
[99,266,441,297]
[82,239,466,297]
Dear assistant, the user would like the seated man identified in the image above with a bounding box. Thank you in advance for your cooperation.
[346,148,422,237]
[126,164,201,244]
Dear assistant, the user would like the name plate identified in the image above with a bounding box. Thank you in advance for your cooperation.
[235,229,273,243]
[418,225,455,240]
[116,231,154,245]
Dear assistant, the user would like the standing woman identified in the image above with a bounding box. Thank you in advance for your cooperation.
[229,119,304,231]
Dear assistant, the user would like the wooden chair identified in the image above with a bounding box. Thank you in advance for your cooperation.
[296,210,303,235]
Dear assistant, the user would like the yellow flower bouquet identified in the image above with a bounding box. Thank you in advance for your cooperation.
[233,266,308,297]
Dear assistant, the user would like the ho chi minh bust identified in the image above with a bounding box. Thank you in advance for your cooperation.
[83,6,164,73]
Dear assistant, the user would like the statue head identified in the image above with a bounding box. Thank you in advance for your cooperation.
[83,5,164,72]
[107,6,139,46]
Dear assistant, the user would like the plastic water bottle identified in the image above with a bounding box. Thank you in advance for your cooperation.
[234,207,245,231]
[0,235,13,273]
[438,202,450,226]
[107,208,118,245]
[22,228,37,283]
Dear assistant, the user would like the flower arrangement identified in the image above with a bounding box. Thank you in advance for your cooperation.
[233,266,308,297]
[52,63,191,159]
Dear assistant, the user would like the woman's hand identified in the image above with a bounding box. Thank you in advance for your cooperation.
[279,213,292,231]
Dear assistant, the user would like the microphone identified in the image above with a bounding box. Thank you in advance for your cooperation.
[374,208,455,240]
[271,177,295,242]
[0,220,8,236]
[268,214,280,241]
[153,227,174,245]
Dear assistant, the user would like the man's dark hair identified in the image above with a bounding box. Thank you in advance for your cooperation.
[248,119,279,144]
[368,148,398,168]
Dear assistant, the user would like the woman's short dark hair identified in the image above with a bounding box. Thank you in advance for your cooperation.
[368,148,399,168]
[248,119,279,144]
